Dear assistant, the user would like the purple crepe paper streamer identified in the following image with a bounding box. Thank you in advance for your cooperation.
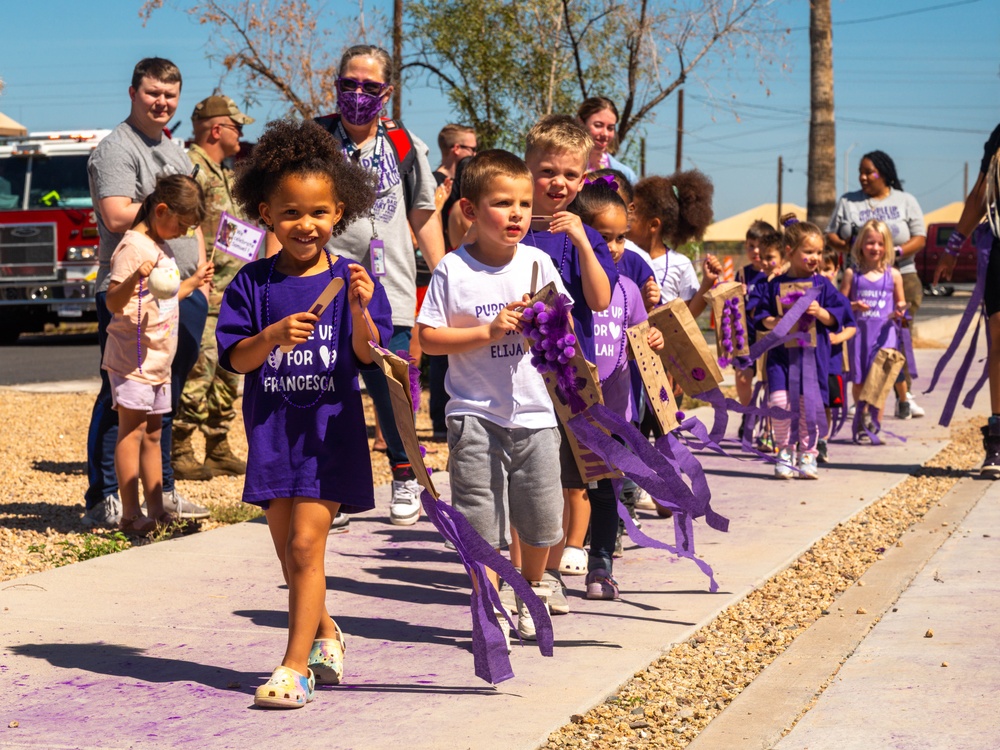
[748,286,821,362]
[397,349,421,413]
[418,489,553,684]
[567,406,727,591]
[925,229,991,426]
[369,342,552,683]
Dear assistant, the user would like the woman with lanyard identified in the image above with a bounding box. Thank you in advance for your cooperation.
[288,44,444,527]
[826,150,926,420]
[577,97,639,185]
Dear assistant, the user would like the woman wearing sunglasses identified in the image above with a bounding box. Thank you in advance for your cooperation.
[320,45,445,527]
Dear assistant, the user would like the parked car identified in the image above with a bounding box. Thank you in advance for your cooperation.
[913,222,977,296]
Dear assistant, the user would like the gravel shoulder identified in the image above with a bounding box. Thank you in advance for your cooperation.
[0,389,449,582]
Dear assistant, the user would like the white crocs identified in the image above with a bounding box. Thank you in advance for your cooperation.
[558,545,587,575]
[254,666,316,709]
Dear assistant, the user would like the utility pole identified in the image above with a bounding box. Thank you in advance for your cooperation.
[675,88,684,172]
[777,155,784,226]
[392,0,403,120]
[641,137,646,179]
[964,161,969,199]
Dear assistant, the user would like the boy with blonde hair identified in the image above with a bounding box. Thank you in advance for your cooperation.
[416,149,569,643]
[521,114,619,613]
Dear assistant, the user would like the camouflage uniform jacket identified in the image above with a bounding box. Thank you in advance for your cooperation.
[188,144,245,310]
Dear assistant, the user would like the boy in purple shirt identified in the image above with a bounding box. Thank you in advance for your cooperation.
[520,115,619,607]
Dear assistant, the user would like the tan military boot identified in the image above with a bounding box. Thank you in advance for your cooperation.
[172,426,214,481]
[204,435,247,476]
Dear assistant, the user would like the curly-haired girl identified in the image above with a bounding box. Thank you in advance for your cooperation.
[216,118,393,709]
[628,170,721,318]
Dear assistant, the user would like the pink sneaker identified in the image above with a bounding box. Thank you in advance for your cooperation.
[585,569,620,600]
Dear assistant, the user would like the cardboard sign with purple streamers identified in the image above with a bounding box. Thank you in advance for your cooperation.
[369,345,553,684]
[647,299,723,397]
[704,281,750,366]
[626,320,679,433]
[523,282,619,483]
[777,281,817,348]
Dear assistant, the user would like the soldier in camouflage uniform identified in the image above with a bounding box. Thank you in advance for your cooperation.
[173,95,255,480]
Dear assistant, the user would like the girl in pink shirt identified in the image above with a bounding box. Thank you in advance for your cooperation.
[103,175,211,535]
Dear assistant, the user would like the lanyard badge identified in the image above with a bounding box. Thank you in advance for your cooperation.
[370,238,387,277]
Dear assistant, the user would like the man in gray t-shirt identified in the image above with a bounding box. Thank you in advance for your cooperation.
[83,57,211,527]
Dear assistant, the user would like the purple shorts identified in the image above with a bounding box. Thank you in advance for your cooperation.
[108,371,172,414]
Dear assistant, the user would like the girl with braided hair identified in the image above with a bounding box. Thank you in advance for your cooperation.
[826,150,927,419]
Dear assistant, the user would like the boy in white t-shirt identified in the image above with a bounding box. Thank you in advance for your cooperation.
[417,150,570,642]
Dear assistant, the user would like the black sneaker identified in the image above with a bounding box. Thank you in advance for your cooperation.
[981,424,1000,479]
[816,438,829,464]
[895,399,912,420]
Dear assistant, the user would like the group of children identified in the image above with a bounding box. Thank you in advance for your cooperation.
[735,214,912,475]
[100,100,916,708]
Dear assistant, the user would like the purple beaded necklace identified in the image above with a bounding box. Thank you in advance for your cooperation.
[136,277,144,374]
[607,277,630,377]
[263,247,338,409]
[528,229,570,279]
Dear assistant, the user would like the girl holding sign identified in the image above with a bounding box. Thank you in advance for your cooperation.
[749,217,854,479]
[216,119,393,709]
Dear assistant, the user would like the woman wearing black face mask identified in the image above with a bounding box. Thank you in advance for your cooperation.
[317,45,445,527]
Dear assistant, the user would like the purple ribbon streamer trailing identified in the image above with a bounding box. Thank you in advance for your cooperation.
[418,490,553,684]
[925,229,991,426]
[748,286,821,361]
[566,405,727,591]
[370,342,552,684]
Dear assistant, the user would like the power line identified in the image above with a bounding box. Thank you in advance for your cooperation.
[784,0,984,31]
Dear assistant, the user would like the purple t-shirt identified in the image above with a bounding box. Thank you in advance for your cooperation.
[522,224,619,363]
[741,263,767,345]
[617,248,654,290]
[593,276,646,422]
[749,272,854,401]
[216,254,394,511]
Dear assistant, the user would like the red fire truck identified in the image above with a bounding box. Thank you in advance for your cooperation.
[0,130,110,344]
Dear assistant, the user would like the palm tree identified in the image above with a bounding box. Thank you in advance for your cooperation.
[807,0,836,227]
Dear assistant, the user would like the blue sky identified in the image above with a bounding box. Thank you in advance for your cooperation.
[1,0,997,221]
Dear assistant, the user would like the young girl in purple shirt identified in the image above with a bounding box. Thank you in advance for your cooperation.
[216,119,392,709]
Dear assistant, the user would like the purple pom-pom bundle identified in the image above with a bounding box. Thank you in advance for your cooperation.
[717,296,748,368]
[522,293,584,408]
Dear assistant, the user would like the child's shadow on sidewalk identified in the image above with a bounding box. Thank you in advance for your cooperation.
[10,642,259,693]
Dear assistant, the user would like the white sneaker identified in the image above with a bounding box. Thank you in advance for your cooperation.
[774,448,795,479]
[906,393,925,418]
[389,479,421,525]
[847,404,856,419]
[797,452,819,479]
[162,490,211,520]
[515,584,550,641]
[493,609,512,653]
[329,512,350,534]
[82,494,122,528]
[633,487,656,511]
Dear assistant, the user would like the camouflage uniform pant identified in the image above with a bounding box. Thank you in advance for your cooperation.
[175,309,240,439]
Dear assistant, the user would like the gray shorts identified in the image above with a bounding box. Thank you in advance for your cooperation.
[447,414,563,549]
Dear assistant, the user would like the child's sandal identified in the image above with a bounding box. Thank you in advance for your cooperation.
[154,511,180,530]
[307,623,346,685]
[118,514,156,536]
[254,665,316,709]
[558,546,588,576]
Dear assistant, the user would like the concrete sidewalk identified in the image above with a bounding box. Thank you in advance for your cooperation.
[774,480,1000,750]
[0,348,992,749]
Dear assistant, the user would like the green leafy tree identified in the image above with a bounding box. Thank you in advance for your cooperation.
[406,0,784,152]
